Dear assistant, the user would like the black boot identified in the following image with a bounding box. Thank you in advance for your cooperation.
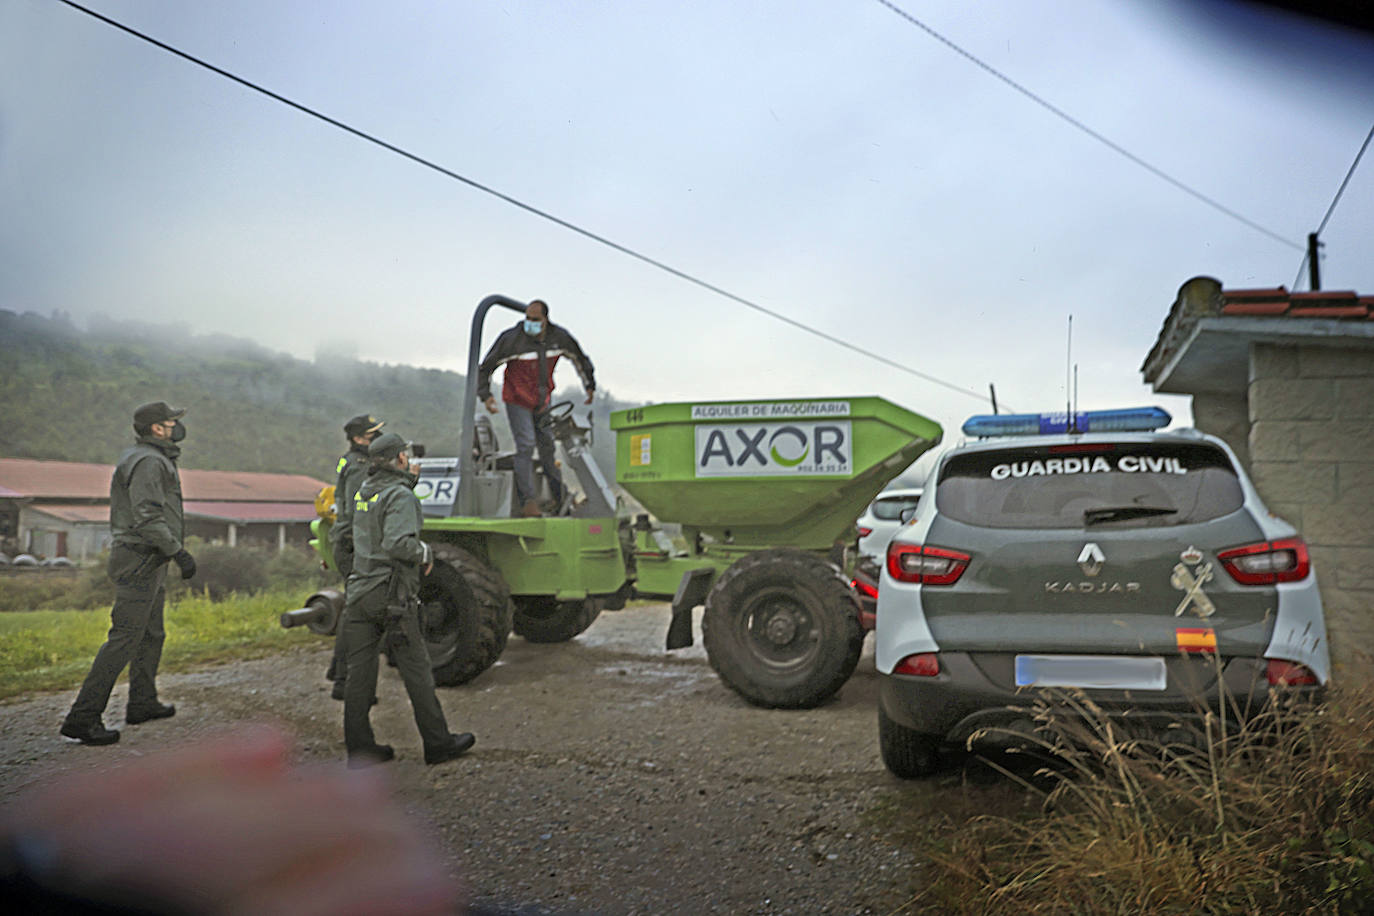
[347,744,395,769]
[60,720,121,745]
[126,702,176,725]
[424,732,476,765]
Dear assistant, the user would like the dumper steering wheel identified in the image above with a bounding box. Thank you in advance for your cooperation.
[544,400,574,421]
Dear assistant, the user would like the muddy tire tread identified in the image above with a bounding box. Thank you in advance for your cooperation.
[513,596,602,643]
[426,541,513,686]
[701,548,863,709]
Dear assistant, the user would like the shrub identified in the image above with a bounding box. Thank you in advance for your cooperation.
[180,541,270,600]
[910,674,1374,915]
[265,543,332,592]
[0,540,329,611]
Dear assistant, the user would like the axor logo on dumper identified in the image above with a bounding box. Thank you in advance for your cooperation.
[691,401,853,478]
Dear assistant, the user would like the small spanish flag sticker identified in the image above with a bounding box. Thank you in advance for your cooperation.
[1176,627,1217,654]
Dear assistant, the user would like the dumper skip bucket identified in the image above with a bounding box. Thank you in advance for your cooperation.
[611,397,942,549]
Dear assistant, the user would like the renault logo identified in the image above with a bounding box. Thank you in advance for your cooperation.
[1077,543,1105,577]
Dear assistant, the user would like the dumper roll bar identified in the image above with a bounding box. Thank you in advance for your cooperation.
[457,295,529,516]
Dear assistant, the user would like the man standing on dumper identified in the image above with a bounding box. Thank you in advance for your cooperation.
[61,401,197,745]
[326,413,384,699]
[342,431,474,768]
[477,298,595,517]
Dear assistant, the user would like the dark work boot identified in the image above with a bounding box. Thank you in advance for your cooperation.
[126,702,176,725]
[347,744,395,769]
[424,732,476,765]
[60,720,121,746]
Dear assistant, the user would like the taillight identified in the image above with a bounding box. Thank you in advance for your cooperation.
[1266,659,1318,686]
[858,526,873,538]
[851,577,878,600]
[1217,537,1310,585]
[886,543,970,586]
[894,652,941,677]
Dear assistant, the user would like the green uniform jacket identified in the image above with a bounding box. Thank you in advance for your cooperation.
[329,444,371,550]
[109,436,184,557]
[348,466,433,605]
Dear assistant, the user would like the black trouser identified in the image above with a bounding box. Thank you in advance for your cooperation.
[342,585,451,754]
[66,545,169,726]
[329,536,354,681]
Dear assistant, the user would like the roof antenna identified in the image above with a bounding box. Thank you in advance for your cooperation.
[1065,315,1075,433]
[1073,364,1079,421]
[988,383,999,415]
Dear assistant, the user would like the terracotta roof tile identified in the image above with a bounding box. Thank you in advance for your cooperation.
[1288,305,1370,319]
[1289,290,1358,303]
[1223,287,1289,302]
[1222,288,1370,321]
[183,501,318,523]
[26,503,111,523]
[0,458,327,502]
[1221,301,1291,316]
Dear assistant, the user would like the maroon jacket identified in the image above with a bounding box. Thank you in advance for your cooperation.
[476,320,595,411]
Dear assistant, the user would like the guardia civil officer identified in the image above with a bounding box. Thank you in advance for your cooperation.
[343,432,474,768]
[326,412,385,699]
[61,401,197,746]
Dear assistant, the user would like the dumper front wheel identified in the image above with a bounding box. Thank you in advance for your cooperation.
[422,543,513,686]
[513,596,602,643]
[702,549,863,709]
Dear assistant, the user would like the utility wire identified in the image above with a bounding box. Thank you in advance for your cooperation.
[873,0,1304,254]
[56,0,1001,409]
[1293,122,1374,290]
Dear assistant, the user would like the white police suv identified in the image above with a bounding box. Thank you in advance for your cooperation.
[875,407,1330,778]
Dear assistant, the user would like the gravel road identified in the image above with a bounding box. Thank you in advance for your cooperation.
[0,603,1019,915]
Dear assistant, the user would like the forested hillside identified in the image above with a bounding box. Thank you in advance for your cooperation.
[0,310,629,479]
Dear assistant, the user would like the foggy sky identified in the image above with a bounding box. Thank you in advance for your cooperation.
[2,0,1372,474]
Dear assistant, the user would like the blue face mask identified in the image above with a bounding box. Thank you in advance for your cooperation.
[523,319,543,336]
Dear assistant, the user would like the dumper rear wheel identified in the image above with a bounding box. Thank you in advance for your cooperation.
[702,548,863,709]
[513,596,602,643]
[422,542,513,686]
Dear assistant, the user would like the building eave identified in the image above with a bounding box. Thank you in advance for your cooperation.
[1148,316,1374,396]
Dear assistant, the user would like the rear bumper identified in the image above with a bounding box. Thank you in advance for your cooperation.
[879,652,1322,747]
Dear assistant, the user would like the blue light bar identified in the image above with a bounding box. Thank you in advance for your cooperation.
[962,407,1171,438]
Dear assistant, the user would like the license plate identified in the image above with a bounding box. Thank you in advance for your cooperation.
[1014,655,1166,691]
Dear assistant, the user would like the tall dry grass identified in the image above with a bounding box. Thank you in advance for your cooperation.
[911,675,1374,915]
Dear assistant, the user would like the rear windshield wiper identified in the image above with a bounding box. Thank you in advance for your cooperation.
[1083,505,1179,525]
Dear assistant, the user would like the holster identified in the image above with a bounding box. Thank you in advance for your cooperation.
[382,576,418,652]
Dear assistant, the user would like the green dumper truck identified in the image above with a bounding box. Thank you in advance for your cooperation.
[282,295,942,708]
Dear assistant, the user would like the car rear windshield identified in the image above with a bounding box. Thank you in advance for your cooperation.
[935,441,1244,529]
[871,496,920,521]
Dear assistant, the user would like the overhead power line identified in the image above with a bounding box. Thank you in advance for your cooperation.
[873,0,1305,253]
[1293,122,1374,291]
[56,0,1001,410]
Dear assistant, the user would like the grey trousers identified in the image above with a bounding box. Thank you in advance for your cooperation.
[342,586,451,753]
[66,546,169,726]
[506,402,564,507]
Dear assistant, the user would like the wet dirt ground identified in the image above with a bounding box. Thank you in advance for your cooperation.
[0,603,1025,915]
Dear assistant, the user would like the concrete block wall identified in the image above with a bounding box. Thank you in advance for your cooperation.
[1190,392,1251,470]
[1247,343,1374,676]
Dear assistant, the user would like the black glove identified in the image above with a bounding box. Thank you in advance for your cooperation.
[172,549,197,580]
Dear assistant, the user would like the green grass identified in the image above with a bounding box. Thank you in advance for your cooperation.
[0,587,316,700]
